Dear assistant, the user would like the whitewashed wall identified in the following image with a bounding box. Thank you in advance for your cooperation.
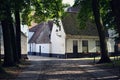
[88,39,96,52]
[51,20,66,54]
[35,43,51,53]
[107,39,115,52]
[21,33,27,54]
[28,43,36,52]
[66,39,73,53]
[66,38,100,53]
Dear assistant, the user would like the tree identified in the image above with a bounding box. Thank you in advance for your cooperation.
[74,0,111,63]
[92,0,111,63]
[0,0,15,66]
[110,0,120,40]
[22,0,67,26]
[0,0,18,65]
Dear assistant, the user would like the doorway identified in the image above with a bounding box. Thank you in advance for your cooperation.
[39,46,41,55]
[73,40,78,54]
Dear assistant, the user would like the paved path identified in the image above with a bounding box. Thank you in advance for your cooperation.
[15,56,120,80]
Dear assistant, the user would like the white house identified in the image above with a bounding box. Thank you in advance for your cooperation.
[28,7,115,58]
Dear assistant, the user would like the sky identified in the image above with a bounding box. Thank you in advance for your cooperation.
[62,0,74,6]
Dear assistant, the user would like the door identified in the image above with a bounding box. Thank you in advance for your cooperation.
[39,46,41,55]
[73,40,78,54]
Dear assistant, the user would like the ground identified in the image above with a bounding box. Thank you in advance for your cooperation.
[0,56,120,80]
[0,60,30,80]
[16,56,120,80]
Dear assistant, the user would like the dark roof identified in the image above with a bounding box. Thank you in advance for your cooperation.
[62,12,99,37]
[29,21,53,43]
[67,5,81,13]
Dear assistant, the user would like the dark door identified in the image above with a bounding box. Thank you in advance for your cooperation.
[39,46,41,55]
[73,40,78,54]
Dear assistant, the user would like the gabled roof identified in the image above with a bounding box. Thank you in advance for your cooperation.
[29,21,53,43]
[62,12,99,37]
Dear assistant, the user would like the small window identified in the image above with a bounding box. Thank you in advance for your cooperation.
[82,40,88,46]
[82,40,88,53]
[96,40,100,46]
[96,40,100,53]
[56,29,58,32]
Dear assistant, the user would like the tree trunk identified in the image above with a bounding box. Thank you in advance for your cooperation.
[1,0,17,66]
[9,20,18,63]
[1,20,15,66]
[92,0,111,63]
[14,7,21,62]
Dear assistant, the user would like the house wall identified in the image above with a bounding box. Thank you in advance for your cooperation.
[21,33,27,55]
[88,39,96,52]
[107,38,115,53]
[66,38,100,53]
[28,43,36,54]
[51,20,66,57]
[35,43,51,56]
[107,29,115,53]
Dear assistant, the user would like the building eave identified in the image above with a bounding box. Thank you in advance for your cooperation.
[66,34,99,39]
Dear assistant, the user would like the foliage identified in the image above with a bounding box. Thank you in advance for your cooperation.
[74,0,94,29]
[21,0,67,26]
[74,0,112,63]
[74,0,115,30]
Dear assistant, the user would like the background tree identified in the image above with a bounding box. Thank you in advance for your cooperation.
[12,0,30,62]
[74,0,111,63]
[110,0,120,40]
[92,0,111,63]
[22,0,68,26]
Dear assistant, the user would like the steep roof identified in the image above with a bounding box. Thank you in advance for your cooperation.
[29,21,53,43]
[62,12,99,37]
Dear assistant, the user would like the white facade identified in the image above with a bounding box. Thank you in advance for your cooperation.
[51,20,66,54]
[28,20,115,58]
[36,43,51,53]
[28,20,66,56]
[66,38,100,53]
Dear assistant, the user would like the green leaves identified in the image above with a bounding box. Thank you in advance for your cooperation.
[27,0,65,24]
[74,0,93,29]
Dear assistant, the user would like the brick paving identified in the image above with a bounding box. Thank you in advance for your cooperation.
[15,56,120,80]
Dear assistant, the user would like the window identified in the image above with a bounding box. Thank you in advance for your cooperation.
[82,40,88,53]
[96,40,100,46]
[96,40,100,53]
[82,40,88,46]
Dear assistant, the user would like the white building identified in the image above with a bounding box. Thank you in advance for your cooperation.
[28,7,115,58]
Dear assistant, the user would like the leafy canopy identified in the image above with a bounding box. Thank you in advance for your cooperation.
[22,0,68,25]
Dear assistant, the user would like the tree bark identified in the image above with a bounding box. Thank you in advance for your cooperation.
[1,0,17,66]
[92,0,111,63]
[1,20,15,66]
[14,7,21,62]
